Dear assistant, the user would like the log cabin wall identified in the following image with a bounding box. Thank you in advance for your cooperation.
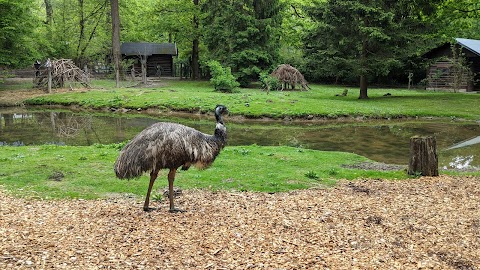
[120,42,177,78]
[424,40,480,92]
[427,60,469,91]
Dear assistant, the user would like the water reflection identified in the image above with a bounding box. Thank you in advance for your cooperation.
[1,110,479,169]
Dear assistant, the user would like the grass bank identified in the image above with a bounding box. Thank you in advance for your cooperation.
[0,144,412,200]
[23,79,480,120]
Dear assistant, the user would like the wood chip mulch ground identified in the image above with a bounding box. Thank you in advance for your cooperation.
[1,176,479,269]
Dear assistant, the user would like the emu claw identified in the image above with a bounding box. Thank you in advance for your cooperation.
[169,208,186,213]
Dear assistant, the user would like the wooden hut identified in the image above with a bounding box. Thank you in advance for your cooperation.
[424,38,480,92]
[120,42,178,77]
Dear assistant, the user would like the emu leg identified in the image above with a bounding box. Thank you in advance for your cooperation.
[144,170,159,211]
[167,168,184,213]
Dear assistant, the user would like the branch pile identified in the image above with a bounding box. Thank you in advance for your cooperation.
[271,64,310,91]
[34,59,91,91]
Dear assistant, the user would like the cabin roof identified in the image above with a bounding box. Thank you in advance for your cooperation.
[424,38,480,58]
[455,38,480,57]
[120,42,178,56]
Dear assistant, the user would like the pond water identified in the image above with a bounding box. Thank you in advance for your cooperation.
[1,109,479,169]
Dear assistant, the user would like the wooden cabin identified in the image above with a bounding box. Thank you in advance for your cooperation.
[120,42,178,77]
[424,38,480,92]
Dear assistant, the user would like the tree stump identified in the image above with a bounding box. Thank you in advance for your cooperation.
[408,136,438,176]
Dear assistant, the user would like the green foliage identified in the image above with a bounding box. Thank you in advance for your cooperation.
[202,0,285,86]
[38,0,112,66]
[302,0,441,96]
[1,0,479,84]
[278,1,314,66]
[304,170,319,179]
[0,0,39,67]
[259,71,281,91]
[207,60,240,92]
[434,0,480,39]
[449,44,475,92]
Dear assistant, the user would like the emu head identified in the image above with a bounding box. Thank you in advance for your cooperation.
[215,105,228,124]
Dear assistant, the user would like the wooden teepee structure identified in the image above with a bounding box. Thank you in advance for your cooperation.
[34,59,91,91]
[270,64,310,91]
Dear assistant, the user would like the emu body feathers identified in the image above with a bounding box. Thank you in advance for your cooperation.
[114,105,228,212]
[114,122,226,178]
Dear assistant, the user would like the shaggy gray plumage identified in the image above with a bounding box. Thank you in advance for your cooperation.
[114,105,228,212]
[114,122,226,178]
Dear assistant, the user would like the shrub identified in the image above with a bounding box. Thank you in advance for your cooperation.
[207,60,239,93]
[259,71,281,92]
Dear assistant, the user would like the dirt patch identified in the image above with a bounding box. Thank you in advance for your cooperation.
[0,89,45,106]
[1,175,479,269]
[0,78,167,107]
[342,161,407,171]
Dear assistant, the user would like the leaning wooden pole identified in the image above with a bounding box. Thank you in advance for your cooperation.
[47,67,52,93]
[408,136,439,176]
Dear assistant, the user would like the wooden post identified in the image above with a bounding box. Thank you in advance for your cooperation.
[46,58,52,93]
[408,136,439,176]
[47,66,52,93]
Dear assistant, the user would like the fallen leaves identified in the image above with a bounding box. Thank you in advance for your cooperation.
[1,175,479,269]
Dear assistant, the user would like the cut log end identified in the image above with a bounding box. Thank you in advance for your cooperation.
[408,136,439,177]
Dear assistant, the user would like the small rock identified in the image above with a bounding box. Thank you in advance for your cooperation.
[48,171,64,181]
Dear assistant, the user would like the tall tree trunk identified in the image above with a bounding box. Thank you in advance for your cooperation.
[110,0,121,87]
[358,38,369,99]
[191,0,200,80]
[77,1,108,67]
[44,0,54,44]
[44,0,53,25]
[359,75,368,99]
[77,0,85,63]
[192,39,199,80]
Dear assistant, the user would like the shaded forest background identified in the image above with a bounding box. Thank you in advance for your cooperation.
[1,0,479,89]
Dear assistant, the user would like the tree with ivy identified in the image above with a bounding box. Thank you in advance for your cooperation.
[202,0,285,86]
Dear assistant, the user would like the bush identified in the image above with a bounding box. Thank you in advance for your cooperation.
[259,71,281,92]
[207,60,239,93]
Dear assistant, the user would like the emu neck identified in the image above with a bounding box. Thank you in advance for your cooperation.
[214,122,227,147]
[214,110,227,146]
[215,111,224,125]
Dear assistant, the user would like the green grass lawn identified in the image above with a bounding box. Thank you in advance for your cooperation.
[24,79,480,120]
[0,144,412,200]
[2,79,480,200]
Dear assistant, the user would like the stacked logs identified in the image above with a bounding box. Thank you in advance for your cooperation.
[270,64,310,91]
[34,59,90,91]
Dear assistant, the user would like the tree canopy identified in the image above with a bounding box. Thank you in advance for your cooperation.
[0,0,38,67]
[1,0,479,92]
[303,0,443,98]
[202,0,285,86]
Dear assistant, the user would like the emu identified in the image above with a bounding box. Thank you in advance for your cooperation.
[114,105,228,212]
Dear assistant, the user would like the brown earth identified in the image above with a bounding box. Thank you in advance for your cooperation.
[1,175,479,269]
[0,87,45,107]
[0,78,166,107]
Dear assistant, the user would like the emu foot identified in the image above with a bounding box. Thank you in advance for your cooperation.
[143,207,157,212]
[169,208,186,213]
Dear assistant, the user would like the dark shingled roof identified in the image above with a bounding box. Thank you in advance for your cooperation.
[456,38,480,56]
[120,42,178,56]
